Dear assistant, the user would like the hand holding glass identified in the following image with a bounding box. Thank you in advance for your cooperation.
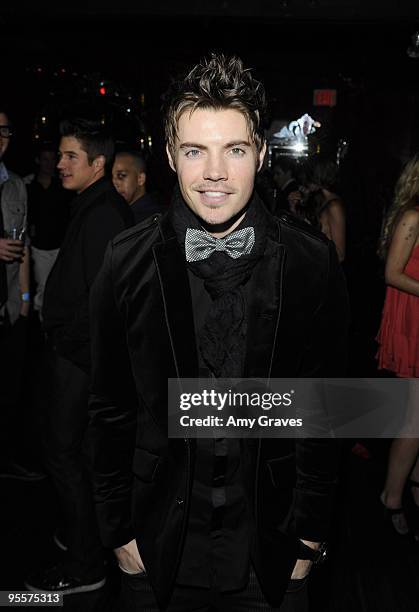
[0,227,25,262]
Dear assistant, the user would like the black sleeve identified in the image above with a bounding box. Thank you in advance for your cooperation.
[294,242,349,542]
[82,203,129,288]
[88,242,138,549]
[63,204,130,370]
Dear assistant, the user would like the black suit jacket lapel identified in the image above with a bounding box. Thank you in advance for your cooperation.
[152,217,199,379]
[152,211,287,381]
[244,221,286,379]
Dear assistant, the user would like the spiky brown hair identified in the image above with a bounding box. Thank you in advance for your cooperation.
[163,53,266,156]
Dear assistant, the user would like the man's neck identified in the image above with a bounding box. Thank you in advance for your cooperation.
[37,173,53,189]
[130,188,146,205]
[77,171,105,195]
[209,212,247,238]
[198,200,250,238]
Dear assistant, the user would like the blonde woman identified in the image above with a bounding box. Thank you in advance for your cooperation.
[377,156,419,536]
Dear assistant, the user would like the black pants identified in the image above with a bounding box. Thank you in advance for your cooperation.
[117,567,308,612]
[0,315,28,463]
[43,348,104,578]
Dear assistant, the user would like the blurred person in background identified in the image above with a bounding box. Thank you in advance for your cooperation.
[272,158,301,215]
[377,156,419,538]
[24,118,133,595]
[0,107,41,481]
[112,149,163,223]
[26,142,71,319]
[298,156,346,262]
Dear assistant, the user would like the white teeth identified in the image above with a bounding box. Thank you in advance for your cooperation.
[204,191,227,197]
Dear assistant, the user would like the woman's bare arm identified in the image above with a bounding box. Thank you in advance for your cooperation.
[385,209,419,297]
[322,199,346,262]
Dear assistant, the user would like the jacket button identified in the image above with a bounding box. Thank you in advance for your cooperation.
[176,497,184,506]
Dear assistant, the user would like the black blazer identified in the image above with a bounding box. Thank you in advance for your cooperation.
[89,207,349,609]
[43,177,134,371]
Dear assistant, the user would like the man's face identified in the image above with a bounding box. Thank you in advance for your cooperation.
[167,108,265,227]
[38,150,57,177]
[112,154,145,205]
[273,165,288,188]
[57,136,102,193]
[0,112,11,160]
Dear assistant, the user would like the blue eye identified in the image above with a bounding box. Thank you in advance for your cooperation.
[185,149,201,158]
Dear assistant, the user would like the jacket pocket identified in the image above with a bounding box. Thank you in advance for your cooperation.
[132,448,163,483]
[5,201,25,230]
[266,453,296,489]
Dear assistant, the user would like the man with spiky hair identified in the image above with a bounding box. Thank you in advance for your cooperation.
[89,55,349,611]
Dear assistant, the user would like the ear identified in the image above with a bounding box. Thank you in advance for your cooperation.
[137,172,146,187]
[166,144,176,173]
[93,155,106,173]
[257,142,267,172]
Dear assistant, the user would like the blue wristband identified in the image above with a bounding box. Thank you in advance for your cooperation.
[21,292,30,302]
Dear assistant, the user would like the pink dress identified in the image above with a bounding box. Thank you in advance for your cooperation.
[376,244,419,377]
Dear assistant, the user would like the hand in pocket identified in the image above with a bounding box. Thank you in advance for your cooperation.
[114,539,146,574]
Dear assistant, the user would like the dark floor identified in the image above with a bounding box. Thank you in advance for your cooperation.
[1,441,419,612]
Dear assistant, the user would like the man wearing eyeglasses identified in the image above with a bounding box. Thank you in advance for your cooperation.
[0,109,37,481]
[0,115,28,297]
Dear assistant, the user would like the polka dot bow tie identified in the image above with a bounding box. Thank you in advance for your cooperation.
[185,227,255,262]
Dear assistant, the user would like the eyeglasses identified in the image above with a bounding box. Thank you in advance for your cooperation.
[0,126,12,138]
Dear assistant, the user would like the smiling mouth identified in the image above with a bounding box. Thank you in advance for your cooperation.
[201,191,230,197]
[197,190,233,204]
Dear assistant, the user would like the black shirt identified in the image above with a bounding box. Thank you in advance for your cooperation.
[27,177,72,250]
[176,271,250,590]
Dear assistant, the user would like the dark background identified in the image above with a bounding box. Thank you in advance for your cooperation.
[2,1,419,173]
[1,1,419,359]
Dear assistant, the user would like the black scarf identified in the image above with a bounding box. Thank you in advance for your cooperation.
[170,186,269,377]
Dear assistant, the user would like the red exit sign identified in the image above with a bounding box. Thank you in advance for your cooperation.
[313,89,337,107]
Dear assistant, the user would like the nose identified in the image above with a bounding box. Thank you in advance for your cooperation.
[57,158,64,169]
[203,152,227,182]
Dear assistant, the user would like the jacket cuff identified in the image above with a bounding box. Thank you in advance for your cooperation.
[96,501,134,549]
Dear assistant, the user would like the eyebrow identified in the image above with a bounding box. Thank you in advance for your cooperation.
[59,150,79,156]
[179,140,252,150]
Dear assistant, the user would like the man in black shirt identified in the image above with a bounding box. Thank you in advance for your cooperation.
[25,119,133,595]
[89,55,349,611]
[112,149,163,224]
